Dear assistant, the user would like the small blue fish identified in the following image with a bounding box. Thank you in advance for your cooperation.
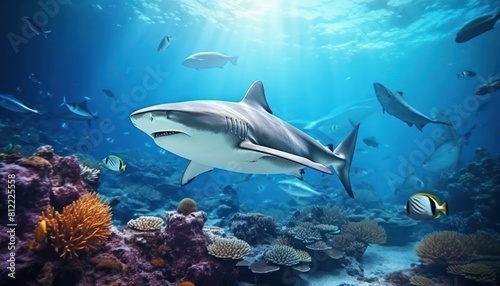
[22,17,51,38]
[102,155,127,172]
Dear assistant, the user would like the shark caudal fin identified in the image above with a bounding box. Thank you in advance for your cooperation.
[330,124,360,198]
[229,56,239,66]
[60,96,66,107]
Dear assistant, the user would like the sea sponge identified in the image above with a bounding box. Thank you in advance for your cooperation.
[447,263,496,284]
[39,193,112,259]
[207,238,250,259]
[127,216,164,231]
[415,231,475,265]
[177,198,198,215]
[264,245,301,266]
[342,220,387,245]
[19,155,52,173]
[149,257,166,267]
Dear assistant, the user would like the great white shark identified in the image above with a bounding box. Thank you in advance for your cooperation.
[130,81,360,198]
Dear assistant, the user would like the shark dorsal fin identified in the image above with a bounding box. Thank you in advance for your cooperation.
[241,81,273,114]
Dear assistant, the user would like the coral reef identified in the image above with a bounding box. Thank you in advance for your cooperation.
[38,193,112,258]
[447,263,497,284]
[207,237,250,259]
[287,222,322,243]
[229,213,277,245]
[177,198,198,215]
[165,210,241,285]
[342,220,387,245]
[127,216,164,231]
[264,245,300,266]
[416,231,475,265]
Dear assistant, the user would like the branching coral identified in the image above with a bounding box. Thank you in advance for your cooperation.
[38,193,112,259]
[320,206,348,226]
[207,238,250,260]
[342,220,387,245]
[409,275,444,286]
[264,245,301,266]
[447,263,497,284]
[127,216,164,231]
[415,231,476,265]
[288,222,321,243]
[79,163,101,184]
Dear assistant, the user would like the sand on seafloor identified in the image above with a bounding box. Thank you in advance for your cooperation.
[237,242,419,286]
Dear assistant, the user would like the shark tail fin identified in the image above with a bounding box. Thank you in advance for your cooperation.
[60,96,66,106]
[229,56,239,66]
[330,124,360,198]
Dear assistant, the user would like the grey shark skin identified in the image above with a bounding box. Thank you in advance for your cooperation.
[130,81,360,198]
[373,83,448,131]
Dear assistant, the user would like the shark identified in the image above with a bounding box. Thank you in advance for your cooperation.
[130,81,360,198]
[373,83,448,131]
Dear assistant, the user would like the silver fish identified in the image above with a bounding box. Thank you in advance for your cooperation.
[0,94,42,115]
[157,35,172,51]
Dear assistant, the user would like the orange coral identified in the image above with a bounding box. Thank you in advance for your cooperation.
[39,193,112,259]
[177,198,198,215]
[179,281,195,286]
[149,257,165,267]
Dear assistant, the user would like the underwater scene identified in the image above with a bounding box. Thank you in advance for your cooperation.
[1,0,500,285]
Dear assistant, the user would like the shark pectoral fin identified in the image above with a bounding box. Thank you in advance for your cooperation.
[239,141,332,174]
[181,161,214,185]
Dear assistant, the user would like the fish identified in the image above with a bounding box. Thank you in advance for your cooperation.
[102,89,117,100]
[0,94,42,115]
[373,83,448,131]
[21,17,51,38]
[102,155,127,172]
[182,52,239,70]
[400,165,424,192]
[457,70,476,78]
[352,167,374,177]
[422,140,461,173]
[157,35,172,51]
[404,192,448,220]
[277,180,323,198]
[47,112,96,126]
[300,98,377,138]
[35,220,47,242]
[28,73,42,85]
[455,12,500,43]
[476,73,500,96]
[60,96,98,119]
[362,137,379,148]
[106,137,115,143]
[130,80,360,198]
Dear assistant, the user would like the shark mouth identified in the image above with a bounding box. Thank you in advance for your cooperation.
[152,131,183,138]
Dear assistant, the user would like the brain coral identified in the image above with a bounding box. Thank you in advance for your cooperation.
[39,193,112,259]
[342,220,387,245]
[177,198,198,215]
[264,245,300,266]
[207,237,250,259]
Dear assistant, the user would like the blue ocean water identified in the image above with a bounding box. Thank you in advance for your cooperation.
[1,1,500,284]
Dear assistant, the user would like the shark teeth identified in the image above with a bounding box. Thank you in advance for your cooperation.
[153,131,181,138]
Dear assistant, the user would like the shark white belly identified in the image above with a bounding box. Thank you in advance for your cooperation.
[131,81,360,197]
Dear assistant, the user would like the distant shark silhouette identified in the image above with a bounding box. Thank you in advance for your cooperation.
[131,81,360,198]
